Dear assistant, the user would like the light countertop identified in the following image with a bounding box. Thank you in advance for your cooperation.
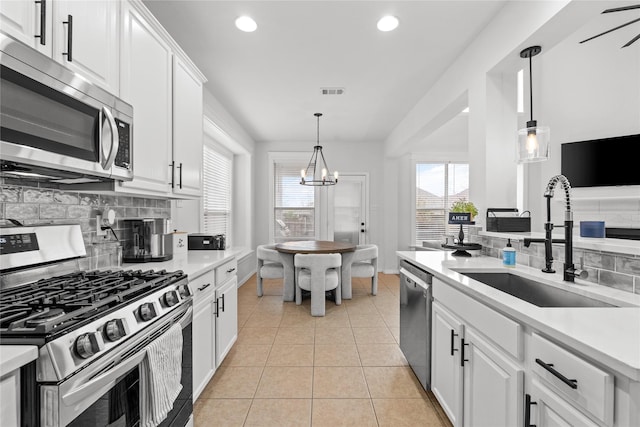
[0,345,38,377]
[123,247,248,279]
[397,251,640,381]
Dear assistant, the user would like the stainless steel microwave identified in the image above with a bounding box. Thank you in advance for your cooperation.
[0,33,133,184]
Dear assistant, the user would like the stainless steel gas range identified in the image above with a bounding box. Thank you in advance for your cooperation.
[0,224,193,427]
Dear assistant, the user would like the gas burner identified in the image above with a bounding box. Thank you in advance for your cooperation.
[25,308,66,326]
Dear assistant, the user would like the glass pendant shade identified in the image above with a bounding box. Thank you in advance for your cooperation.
[300,113,338,186]
[517,46,549,164]
[517,119,550,163]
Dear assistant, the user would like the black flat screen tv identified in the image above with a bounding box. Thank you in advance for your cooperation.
[561,134,640,188]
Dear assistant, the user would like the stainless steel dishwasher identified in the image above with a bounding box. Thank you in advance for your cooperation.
[399,258,433,391]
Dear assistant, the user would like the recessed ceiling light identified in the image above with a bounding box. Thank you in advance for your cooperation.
[377,15,399,32]
[235,16,257,32]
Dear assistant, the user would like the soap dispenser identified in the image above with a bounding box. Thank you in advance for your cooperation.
[503,239,516,267]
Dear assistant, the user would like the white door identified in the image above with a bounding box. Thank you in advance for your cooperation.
[330,174,368,244]
[529,379,599,427]
[215,276,238,367]
[53,0,119,94]
[172,56,203,197]
[119,2,172,196]
[431,301,464,426]
[462,327,524,427]
[0,0,52,56]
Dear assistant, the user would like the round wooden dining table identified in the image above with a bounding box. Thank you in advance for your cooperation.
[275,240,356,301]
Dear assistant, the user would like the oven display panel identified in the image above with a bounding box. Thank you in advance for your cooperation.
[0,233,39,254]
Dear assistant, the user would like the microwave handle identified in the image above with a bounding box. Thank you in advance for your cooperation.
[101,106,119,170]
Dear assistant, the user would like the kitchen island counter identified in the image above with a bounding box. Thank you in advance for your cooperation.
[397,251,640,381]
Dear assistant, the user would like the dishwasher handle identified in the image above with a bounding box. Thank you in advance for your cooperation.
[400,268,431,291]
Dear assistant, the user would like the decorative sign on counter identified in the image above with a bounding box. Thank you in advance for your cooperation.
[448,212,473,224]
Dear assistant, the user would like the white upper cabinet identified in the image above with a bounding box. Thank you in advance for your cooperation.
[0,0,119,94]
[51,0,119,95]
[119,1,173,196]
[172,56,203,197]
[0,0,53,56]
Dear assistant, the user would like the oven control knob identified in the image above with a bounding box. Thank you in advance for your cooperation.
[178,284,191,298]
[138,302,157,321]
[104,318,127,342]
[75,332,104,359]
[163,290,180,307]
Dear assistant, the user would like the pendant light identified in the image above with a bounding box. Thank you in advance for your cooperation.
[517,46,550,163]
[300,113,338,186]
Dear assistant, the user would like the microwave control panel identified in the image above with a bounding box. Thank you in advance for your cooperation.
[114,119,131,170]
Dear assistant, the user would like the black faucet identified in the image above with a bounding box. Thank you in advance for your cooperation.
[523,175,587,282]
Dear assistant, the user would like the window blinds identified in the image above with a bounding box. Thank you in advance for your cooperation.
[274,161,315,241]
[203,145,232,239]
[415,163,469,242]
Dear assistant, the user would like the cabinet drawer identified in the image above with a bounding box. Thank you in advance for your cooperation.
[531,332,614,425]
[215,258,237,286]
[190,270,215,309]
[434,279,522,359]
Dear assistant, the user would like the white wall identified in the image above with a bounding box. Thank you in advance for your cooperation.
[171,89,256,252]
[254,139,391,266]
[385,0,640,255]
[527,15,640,230]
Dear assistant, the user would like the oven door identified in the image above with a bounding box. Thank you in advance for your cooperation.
[37,304,192,427]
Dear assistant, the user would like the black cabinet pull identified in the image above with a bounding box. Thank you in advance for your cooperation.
[177,162,183,188]
[535,358,578,389]
[197,283,211,292]
[460,338,469,366]
[221,293,225,312]
[524,394,537,427]
[62,14,72,61]
[214,297,220,318]
[34,0,46,45]
[450,329,458,356]
[169,161,175,188]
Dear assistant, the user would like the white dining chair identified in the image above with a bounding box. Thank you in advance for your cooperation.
[294,253,341,316]
[256,244,285,296]
[341,244,378,299]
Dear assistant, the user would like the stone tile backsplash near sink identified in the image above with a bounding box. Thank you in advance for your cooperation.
[467,226,640,295]
[0,182,171,270]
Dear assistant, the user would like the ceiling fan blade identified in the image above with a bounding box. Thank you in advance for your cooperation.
[622,33,640,47]
[602,4,640,14]
[580,16,640,44]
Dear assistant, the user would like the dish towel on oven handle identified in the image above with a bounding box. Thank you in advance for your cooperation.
[140,322,183,427]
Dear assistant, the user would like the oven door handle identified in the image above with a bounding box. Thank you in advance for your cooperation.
[61,348,147,406]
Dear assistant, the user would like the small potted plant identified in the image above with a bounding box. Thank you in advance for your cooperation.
[449,199,478,223]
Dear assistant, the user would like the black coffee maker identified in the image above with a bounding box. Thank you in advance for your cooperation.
[122,218,173,262]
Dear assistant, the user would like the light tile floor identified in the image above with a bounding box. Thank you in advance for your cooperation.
[194,273,453,427]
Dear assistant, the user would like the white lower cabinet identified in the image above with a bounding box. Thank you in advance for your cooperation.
[215,275,237,367]
[462,327,524,427]
[432,301,464,425]
[191,270,215,401]
[432,279,524,427]
[0,369,20,426]
[527,378,599,427]
[432,301,523,427]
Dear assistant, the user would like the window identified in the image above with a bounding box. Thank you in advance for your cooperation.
[202,144,232,243]
[273,160,315,242]
[415,162,469,243]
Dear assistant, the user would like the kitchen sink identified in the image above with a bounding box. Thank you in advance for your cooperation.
[459,272,617,308]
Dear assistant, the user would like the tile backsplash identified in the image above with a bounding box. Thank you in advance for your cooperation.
[468,226,640,295]
[0,182,171,269]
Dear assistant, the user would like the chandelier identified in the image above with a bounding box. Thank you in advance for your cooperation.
[300,113,338,186]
